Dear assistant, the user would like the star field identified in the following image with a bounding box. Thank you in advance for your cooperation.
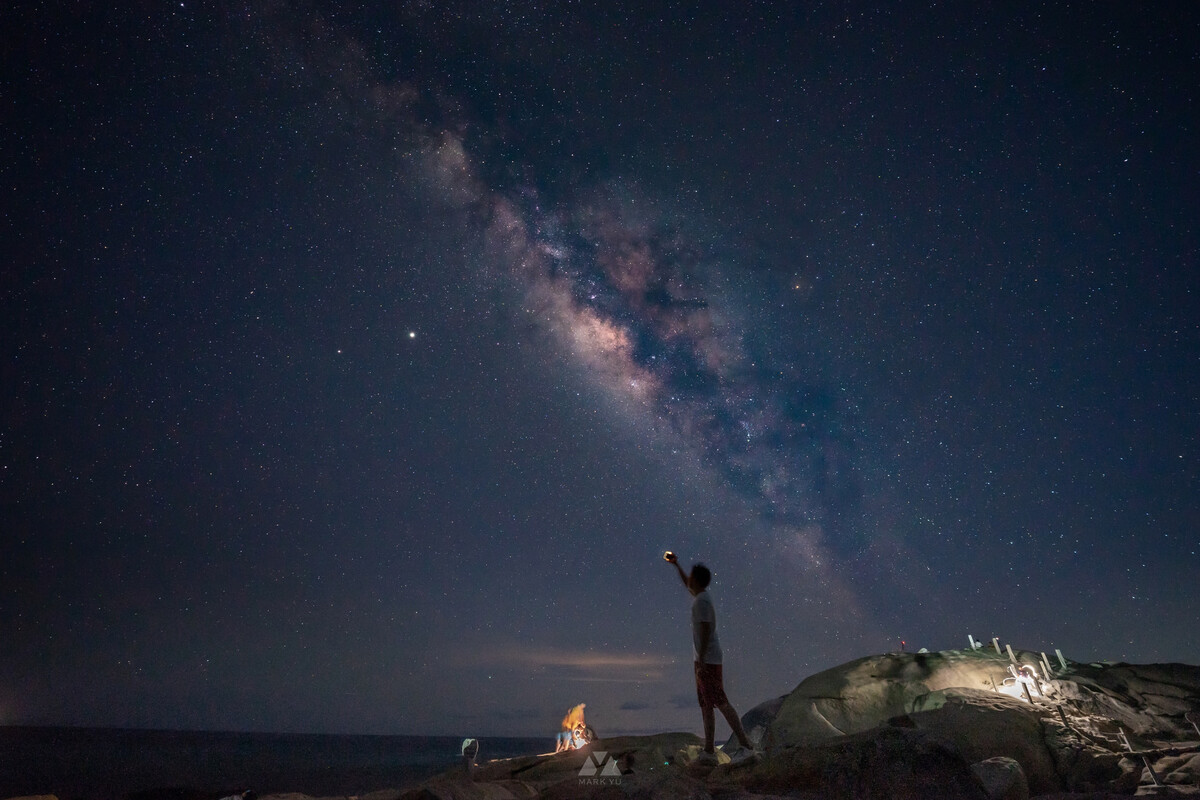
[1,1,1197,737]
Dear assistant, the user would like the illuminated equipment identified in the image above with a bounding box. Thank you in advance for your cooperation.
[997,663,1043,703]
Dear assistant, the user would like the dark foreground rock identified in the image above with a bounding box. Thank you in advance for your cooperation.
[390,728,990,800]
[971,756,1029,800]
[734,726,988,800]
[379,650,1200,800]
[906,689,1061,794]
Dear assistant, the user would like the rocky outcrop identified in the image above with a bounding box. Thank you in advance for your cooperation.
[764,649,1022,750]
[752,649,1200,794]
[394,650,1200,800]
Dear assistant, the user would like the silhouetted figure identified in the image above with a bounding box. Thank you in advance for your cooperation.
[461,738,479,776]
[664,552,756,765]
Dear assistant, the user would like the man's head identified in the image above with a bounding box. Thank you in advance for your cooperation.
[688,563,712,594]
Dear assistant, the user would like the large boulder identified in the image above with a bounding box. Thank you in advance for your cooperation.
[765,650,1023,752]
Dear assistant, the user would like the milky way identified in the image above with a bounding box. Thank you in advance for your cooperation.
[481,179,864,557]
[248,7,867,572]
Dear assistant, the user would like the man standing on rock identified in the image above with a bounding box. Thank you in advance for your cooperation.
[665,551,757,766]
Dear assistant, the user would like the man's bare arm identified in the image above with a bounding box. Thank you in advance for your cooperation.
[665,551,689,590]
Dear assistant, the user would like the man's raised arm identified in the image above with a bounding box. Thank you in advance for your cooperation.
[664,551,689,591]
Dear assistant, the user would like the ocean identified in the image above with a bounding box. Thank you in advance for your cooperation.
[0,726,547,800]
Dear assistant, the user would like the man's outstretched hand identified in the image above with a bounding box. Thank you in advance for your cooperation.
[664,551,678,564]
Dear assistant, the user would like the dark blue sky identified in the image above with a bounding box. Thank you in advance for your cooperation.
[2,1,1197,736]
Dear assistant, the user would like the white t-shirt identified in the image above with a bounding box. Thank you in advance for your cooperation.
[691,590,723,664]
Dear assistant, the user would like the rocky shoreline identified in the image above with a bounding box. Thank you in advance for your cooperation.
[6,649,1199,800]
[394,648,1200,800]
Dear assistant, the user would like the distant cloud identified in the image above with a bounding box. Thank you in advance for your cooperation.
[491,708,542,721]
[455,645,674,684]
[669,694,694,709]
[514,649,671,669]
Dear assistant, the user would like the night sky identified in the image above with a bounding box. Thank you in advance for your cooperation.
[3,2,1198,738]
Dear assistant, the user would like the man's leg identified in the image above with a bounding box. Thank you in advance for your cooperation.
[701,703,716,752]
[696,661,717,753]
[717,701,753,749]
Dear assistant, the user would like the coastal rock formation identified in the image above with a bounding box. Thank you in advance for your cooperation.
[388,649,1200,800]
[9,651,1196,800]
[765,649,1038,750]
[755,649,1200,795]
[764,650,1200,752]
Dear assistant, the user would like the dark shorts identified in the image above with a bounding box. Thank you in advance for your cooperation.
[694,661,729,709]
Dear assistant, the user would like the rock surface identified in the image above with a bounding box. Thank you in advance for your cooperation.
[735,726,989,800]
[765,649,1019,750]
[907,688,1060,794]
[391,650,1200,800]
[722,694,785,752]
[971,756,1030,800]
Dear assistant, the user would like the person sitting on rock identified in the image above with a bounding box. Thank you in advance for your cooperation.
[555,703,587,752]
[572,721,596,748]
